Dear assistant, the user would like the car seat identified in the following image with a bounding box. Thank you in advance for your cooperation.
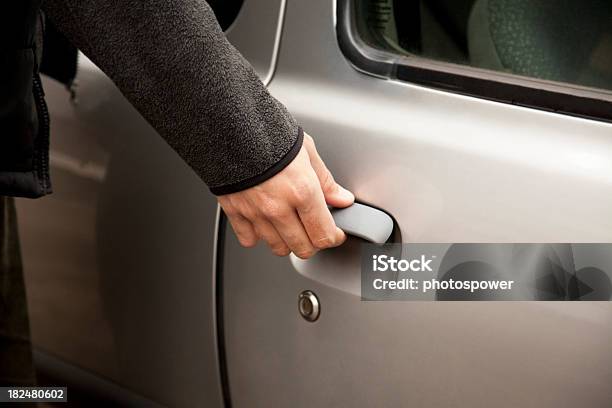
[467,0,612,90]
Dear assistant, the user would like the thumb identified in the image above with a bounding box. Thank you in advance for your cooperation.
[304,134,355,208]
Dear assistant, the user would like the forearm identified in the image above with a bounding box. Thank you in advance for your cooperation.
[42,0,301,194]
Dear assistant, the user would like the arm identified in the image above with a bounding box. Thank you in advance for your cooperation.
[43,0,354,257]
[43,0,298,194]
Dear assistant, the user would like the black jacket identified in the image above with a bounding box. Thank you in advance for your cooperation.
[0,0,51,198]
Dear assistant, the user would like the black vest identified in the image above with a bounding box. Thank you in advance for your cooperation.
[0,0,51,198]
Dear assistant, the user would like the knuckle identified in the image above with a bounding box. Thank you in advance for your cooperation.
[291,179,316,205]
[312,235,333,249]
[222,206,238,217]
[219,200,237,217]
[238,204,257,220]
[259,199,286,219]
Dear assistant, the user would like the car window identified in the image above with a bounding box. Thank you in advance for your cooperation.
[355,0,612,93]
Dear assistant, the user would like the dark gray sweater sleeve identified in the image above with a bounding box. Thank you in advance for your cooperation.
[42,0,302,195]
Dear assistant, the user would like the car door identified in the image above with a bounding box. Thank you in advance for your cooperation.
[15,0,285,406]
[221,0,612,407]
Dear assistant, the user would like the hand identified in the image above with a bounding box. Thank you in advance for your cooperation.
[217,134,355,259]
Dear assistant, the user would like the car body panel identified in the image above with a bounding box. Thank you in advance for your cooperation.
[225,0,286,82]
[18,55,222,407]
[222,0,612,407]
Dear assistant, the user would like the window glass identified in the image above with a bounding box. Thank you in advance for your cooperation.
[356,0,612,92]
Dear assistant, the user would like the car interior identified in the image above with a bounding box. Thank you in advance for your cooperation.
[357,0,612,91]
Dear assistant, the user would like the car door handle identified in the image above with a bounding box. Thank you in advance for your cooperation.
[290,203,394,297]
[291,203,394,297]
[330,203,393,244]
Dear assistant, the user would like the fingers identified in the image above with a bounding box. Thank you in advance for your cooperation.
[291,174,346,252]
[220,196,291,256]
[303,134,354,208]
[226,213,258,248]
[219,198,259,248]
[268,208,318,259]
[222,182,342,258]
[225,207,292,256]
[252,218,291,257]
[297,203,346,252]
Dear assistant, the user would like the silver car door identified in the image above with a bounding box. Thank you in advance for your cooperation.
[222,0,612,407]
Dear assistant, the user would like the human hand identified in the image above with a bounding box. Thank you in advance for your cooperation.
[217,134,354,259]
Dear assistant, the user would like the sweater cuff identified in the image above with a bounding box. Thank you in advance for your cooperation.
[209,127,304,196]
